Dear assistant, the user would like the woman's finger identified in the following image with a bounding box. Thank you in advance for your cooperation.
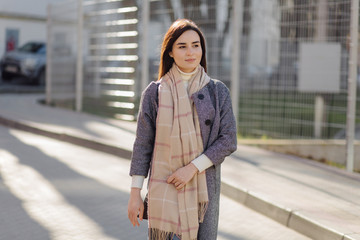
[132,212,140,226]
[167,174,174,183]
[129,212,135,226]
[176,183,184,190]
[175,180,183,187]
[128,208,140,226]
[139,204,144,221]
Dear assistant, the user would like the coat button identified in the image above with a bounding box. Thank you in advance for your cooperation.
[205,119,212,126]
[198,94,204,100]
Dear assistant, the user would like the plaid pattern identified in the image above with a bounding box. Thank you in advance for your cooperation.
[148,64,210,240]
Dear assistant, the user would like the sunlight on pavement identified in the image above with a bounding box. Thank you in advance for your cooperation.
[1,128,312,240]
[84,121,135,150]
[0,149,117,240]
[9,129,135,194]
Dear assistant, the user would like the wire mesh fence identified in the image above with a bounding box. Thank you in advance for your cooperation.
[238,0,357,139]
[46,0,360,140]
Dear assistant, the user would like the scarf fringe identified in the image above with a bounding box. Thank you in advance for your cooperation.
[149,228,179,240]
[198,202,209,223]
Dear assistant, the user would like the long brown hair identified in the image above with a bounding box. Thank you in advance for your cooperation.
[158,19,207,80]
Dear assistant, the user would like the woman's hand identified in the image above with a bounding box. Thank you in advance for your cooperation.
[127,188,144,226]
[167,163,198,190]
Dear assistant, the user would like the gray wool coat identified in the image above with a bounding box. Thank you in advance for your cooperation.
[130,79,237,240]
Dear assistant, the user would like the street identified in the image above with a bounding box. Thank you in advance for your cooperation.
[0,78,44,94]
[0,125,310,240]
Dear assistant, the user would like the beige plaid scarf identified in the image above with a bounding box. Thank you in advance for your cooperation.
[148,64,210,240]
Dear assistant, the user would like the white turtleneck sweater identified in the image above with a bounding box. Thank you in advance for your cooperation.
[131,65,214,189]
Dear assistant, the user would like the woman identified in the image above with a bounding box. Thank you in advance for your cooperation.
[128,19,237,240]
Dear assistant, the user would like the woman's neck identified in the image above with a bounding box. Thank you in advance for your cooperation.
[175,65,198,81]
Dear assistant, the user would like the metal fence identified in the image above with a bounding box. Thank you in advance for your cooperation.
[47,0,139,120]
[46,0,359,140]
[238,0,357,140]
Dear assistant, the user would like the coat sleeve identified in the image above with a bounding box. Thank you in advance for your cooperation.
[129,82,158,177]
[203,82,237,166]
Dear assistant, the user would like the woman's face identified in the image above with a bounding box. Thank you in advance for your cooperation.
[169,30,202,73]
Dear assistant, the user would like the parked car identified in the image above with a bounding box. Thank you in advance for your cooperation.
[0,41,46,85]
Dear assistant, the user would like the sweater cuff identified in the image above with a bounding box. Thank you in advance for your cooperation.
[131,175,145,189]
[192,154,213,173]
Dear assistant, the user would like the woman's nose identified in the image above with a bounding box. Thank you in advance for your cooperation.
[186,47,193,55]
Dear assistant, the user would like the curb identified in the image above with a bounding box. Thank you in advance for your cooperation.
[0,116,132,160]
[0,115,358,240]
[221,181,357,240]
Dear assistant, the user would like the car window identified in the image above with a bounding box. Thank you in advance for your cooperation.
[19,43,45,53]
[37,46,46,54]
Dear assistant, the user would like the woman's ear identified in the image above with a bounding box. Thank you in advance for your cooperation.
[169,52,173,58]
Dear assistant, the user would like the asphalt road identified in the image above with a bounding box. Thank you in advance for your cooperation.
[0,77,44,93]
[0,125,310,240]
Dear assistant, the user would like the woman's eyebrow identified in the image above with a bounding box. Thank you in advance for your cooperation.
[176,41,200,45]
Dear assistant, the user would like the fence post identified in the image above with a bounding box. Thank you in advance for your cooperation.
[46,4,53,105]
[314,95,325,138]
[313,0,328,138]
[141,0,150,92]
[231,0,243,127]
[76,0,84,112]
[346,0,359,172]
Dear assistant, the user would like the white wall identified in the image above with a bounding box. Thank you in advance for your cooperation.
[0,0,63,17]
[0,0,65,57]
[0,19,46,55]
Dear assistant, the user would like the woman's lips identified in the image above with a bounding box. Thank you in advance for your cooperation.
[185,59,196,62]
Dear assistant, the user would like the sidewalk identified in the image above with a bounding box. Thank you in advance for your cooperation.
[1,93,360,240]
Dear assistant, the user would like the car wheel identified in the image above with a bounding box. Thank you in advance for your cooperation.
[36,69,46,86]
[1,71,12,82]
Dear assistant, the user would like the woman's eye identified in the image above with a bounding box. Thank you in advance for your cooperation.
[193,44,199,48]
